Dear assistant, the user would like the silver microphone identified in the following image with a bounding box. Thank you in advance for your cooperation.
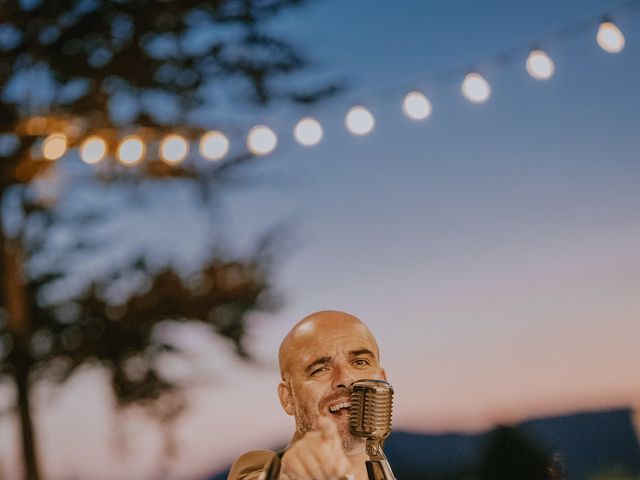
[349,379,397,480]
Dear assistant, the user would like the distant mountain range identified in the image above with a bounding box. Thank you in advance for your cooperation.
[211,408,640,480]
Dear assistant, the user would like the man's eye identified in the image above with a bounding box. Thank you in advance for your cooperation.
[311,366,328,376]
[353,359,370,367]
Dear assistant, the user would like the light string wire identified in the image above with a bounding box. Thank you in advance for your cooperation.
[36,0,640,166]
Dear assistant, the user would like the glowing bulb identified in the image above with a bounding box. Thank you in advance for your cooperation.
[345,106,375,136]
[117,135,145,166]
[597,22,625,53]
[80,136,107,164]
[526,50,555,80]
[247,125,277,156]
[42,133,67,160]
[402,91,432,120]
[199,131,229,161]
[462,73,491,103]
[160,134,189,165]
[294,117,323,146]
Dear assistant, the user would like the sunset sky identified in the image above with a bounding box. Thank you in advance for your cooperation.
[1,1,640,479]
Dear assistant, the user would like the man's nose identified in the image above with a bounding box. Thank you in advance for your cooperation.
[332,364,356,390]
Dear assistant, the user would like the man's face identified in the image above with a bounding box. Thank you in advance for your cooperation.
[279,315,387,452]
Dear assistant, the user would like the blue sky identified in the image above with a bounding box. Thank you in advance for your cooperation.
[1,1,640,479]
[217,0,640,475]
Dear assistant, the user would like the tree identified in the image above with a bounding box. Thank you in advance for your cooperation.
[476,425,563,480]
[0,1,335,479]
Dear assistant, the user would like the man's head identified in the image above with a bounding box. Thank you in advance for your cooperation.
[277,310,387,452]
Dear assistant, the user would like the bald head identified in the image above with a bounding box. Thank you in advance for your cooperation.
[276,310,387,446]
[278,310,380,380]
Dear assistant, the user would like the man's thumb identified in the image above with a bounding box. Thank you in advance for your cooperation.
[318,416,339,442]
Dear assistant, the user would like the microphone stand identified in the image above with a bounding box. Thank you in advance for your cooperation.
[364,437,396,480]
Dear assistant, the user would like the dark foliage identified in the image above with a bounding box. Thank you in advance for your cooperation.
[477,425,560,480]
[0,1,335,478]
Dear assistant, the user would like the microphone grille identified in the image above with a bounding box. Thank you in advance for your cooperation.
[349,379,393,439]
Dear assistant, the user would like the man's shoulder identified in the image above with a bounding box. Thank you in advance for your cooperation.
[227,449,278,480]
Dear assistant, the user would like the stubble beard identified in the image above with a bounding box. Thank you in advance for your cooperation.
[293,394,365,453]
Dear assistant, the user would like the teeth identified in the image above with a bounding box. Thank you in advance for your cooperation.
[329,402,351,412]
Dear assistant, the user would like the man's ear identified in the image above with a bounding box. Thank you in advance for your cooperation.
[278,381,296,416]
[380,367,387,381]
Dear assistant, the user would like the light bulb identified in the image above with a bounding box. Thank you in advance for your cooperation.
[403,91,432,120]
[462,73,491,103]
[200,131,229,161]
[42,133,67,160]
[80,136,107,164]
[247,125,277,156]
[597,21,625,53]
[526,50,555,80]
[345,106,375,136]
[294,117,323,146]
[117,135,145,166]
[160,134,189,165]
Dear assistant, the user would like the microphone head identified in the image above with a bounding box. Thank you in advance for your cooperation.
[349,379,394,440]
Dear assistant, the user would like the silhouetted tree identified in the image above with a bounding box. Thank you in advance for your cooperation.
[0,1,336,479]
[477,425,562,480]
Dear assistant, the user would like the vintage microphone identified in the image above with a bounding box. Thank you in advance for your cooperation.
[349,379,397,480]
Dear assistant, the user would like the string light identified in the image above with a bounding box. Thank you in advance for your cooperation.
[461,73,491,103]
[247,125,277,156]
[25,3,639,166]
[345,106,375,136]
[200,131,229,161]
[402,91,432,121]
[294,117,323,146]
[597,21,625,53]
[526,50,555,80]
[80,136,107,164]
[117,135,145,166]
[42,133,67,160]
[160,134,189,165]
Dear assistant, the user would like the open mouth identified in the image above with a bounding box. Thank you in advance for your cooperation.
[328,401,351,416]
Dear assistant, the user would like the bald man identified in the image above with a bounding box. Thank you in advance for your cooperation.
[228,310,389,480]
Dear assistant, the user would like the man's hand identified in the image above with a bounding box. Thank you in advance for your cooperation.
[280,417,351,480]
